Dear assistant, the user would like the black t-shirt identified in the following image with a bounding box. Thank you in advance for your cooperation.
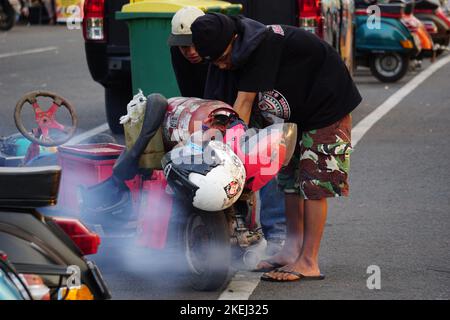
[170,46,209,98]
[238,25,362,131]
[204,64,238,105]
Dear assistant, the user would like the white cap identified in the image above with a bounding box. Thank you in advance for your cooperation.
[168,6,205,46]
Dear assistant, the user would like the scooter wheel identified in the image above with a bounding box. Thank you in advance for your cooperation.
[370,53,410,83]
[184,210,231,291]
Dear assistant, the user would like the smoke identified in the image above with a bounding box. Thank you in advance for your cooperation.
[54,163,248,297]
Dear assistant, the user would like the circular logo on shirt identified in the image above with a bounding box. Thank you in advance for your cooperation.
[258,90,291,120]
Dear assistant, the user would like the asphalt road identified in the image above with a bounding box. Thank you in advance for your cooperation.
[0,25,449,300]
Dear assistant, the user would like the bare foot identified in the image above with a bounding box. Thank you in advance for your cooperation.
[254,241,300,271]
[263,257,322,281]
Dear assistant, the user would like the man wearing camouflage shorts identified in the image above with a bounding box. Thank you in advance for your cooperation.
[191,14,362,281]
[278,114,353,200]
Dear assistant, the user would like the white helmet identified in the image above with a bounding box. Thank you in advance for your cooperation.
[163,139,246,211]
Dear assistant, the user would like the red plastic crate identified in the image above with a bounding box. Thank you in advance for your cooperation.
[57,143,125,215]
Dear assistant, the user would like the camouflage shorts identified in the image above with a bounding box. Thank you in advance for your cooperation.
[278,114,353,200]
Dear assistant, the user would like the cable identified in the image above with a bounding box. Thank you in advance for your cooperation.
[0,258,33,300]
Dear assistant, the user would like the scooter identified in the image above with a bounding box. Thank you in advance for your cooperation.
[56,93,296,291]
[414,0,450,54]
[355,0,423,82]
[390,0,437,65]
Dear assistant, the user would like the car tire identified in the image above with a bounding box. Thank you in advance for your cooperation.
[370,53,410,83]
[184,210,231,291]
[105,86,132,134]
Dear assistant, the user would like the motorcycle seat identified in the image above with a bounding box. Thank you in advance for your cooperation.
[355,0,377,9]
[378,3,406,15]
[0,166,61,208]
[414,0,440,10]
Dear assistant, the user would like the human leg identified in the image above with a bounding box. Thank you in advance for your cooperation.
[259,178,286,255]
[261,114,353,281]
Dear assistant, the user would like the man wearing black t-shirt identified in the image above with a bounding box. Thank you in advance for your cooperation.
[192,13,362,282]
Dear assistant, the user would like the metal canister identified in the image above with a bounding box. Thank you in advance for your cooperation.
[163,97,238,148]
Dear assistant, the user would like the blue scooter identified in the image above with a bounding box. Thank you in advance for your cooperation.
[355,0,422,82]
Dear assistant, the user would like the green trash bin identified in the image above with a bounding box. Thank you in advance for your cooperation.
[116,0,241,169]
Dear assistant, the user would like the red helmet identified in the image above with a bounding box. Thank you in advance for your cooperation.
[224,123,297,191]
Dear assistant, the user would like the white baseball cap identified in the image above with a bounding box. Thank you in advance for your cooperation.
[168,6,205,46]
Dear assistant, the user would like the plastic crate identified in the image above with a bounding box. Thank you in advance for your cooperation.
[57,143,125,215]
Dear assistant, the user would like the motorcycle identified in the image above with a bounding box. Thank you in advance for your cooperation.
[413,0,450,55]
[49,92,297,291]
[355,0,423,82]
[390,0,437,65]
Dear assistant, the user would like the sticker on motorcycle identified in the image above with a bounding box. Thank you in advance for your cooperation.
[224,180,241,199]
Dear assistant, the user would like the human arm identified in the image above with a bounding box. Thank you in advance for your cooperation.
[233,91,257,125]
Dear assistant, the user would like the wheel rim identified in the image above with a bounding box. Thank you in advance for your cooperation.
[375,53,403,78]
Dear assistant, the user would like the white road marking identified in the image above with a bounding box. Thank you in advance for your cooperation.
[218,53,450,300]
[65,123,110,145]
[0,46,59,59]
[218,272,264,300]
[352,54,450,147]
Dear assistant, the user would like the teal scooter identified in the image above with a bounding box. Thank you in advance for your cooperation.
[355,0,422,82]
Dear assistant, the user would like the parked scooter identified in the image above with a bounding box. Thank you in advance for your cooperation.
[390,0,436,66]
[355,0,423,82]
[414,0,450,54]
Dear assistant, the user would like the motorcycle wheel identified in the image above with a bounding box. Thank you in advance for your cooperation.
[184,210,231,291]
[0,2,15,31]
[370,53,410,83]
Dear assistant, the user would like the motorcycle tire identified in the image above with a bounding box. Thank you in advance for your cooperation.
[105,86,132,134]
[184,210,231,291]
[370,53,410,83]
[0,2,15,31]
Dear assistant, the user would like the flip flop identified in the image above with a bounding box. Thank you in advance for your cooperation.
[252,260,285,272]
[260,269,325,282]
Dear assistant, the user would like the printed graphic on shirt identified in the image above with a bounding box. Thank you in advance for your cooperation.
[268,25,285,36]
[258,90,291,120]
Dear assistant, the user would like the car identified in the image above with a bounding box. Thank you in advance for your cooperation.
[83,0,131,134]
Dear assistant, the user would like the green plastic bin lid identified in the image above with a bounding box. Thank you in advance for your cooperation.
[117,0,242,18]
